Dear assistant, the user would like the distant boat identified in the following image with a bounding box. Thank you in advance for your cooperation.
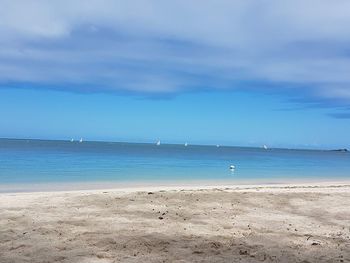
[229,165,235,170]
[156,139,161,146]
[216,144,220,148]
[70,138,74,142]
[79,138,83,143]
[263,144,268,150]
[184,142,188,147]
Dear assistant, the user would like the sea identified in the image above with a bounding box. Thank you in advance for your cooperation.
[0,138,349,192]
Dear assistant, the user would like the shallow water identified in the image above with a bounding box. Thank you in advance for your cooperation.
[0,139,349,186]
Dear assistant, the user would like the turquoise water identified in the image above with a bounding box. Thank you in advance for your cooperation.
[0,139,349,186]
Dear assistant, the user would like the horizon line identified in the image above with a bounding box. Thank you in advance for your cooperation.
[0,137,347,152]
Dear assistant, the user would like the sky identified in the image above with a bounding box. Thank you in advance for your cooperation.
[0,0,350,149]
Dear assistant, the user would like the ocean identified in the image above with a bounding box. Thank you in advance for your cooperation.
[0,139,349,191]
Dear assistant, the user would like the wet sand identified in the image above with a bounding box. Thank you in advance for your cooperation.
[0,183,349,262]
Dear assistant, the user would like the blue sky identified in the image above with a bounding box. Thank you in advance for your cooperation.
[1,1,350,149]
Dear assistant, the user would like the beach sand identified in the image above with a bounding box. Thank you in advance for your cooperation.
[0,183,350,262]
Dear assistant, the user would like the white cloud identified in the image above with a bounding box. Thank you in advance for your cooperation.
[1,0,350,104]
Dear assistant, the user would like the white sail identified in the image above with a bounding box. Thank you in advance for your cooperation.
[70,138,74,142]
[79,138,83,143]
[156,139,160,146]
[184,142,188,147]
[263,144,268,150]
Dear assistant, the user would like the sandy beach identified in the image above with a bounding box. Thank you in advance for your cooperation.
[1,183,350,263]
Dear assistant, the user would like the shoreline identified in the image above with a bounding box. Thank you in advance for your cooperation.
[1,179,350,195]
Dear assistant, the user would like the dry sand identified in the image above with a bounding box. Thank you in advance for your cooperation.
[0,183,350,262]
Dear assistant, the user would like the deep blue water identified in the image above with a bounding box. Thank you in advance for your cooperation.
[0,139,349,185]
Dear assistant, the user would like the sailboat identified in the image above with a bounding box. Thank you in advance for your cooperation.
[156,139,161,146]
[184,142,188,147]
[70,138,74,142]
[263,144,268,150]
[79,138,83,143]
